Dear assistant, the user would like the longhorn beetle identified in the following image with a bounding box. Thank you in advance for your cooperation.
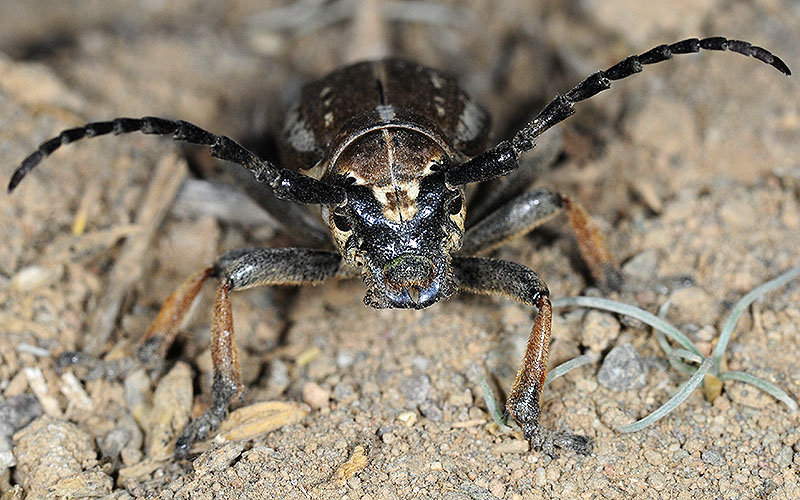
[8,37,790,458]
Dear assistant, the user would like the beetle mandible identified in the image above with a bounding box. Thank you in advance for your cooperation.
[8,37,790,458]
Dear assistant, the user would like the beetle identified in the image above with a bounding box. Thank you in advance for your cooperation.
[8,37,789,458]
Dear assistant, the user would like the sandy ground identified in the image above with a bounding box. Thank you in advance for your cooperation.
[0,1,799,499]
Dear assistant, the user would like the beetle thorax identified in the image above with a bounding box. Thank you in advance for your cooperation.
[323,128,465,310]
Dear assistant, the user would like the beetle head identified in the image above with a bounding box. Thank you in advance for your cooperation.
[324,131,465,310]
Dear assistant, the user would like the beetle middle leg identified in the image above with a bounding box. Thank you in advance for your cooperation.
[461,187,622,291]
[128,248,350,457]
[453,256,592,457]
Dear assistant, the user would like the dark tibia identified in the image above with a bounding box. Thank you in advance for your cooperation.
[8,117,345,205]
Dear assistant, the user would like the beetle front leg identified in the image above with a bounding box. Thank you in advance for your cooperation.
[173,278,242,458]
[453,256,592,457]
[461,187,622,291]
[130,248,349,457]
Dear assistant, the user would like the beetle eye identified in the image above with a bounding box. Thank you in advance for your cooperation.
[448,194,463,215]
[332,212,351,231]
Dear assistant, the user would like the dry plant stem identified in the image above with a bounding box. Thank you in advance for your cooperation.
[84,154,188,355]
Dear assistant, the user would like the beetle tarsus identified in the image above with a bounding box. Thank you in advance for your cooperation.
[522,422,593,458]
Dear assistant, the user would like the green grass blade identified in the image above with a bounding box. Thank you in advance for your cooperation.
[671,348,705,364]
[553,296,702,356]
[472,364,512,431]
[656,329,698,375]
[617,357,714,433]
[545,355,592,386]
[719,370,799,413]
[714,266,800,362]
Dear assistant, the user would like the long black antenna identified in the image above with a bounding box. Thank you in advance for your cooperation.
[8,116,345,205]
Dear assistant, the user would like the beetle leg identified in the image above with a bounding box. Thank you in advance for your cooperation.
[130,248,350,458]
[136,267,215,367]
[453,256,592,457]
[173,278,242,458]
[466,128,562,225]
[462,188,622,291]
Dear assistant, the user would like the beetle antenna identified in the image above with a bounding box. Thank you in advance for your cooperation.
[8,116,345,205]
[511,37,790,153]
[445,37,790,187]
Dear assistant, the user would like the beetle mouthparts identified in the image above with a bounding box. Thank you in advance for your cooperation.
[383,254,435,290]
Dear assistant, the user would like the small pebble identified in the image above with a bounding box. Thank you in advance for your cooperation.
[336,350,355,368]
[193,441,245,476]
[597,343,647,391]
[701,448,726,466]
[774,446,794,468]
[99,428,133,461]
[397,411,417,427]
[9,264,63,291]
[14,416,111,498]
[0,394,42,438]
[726,382,772,409]
[419,401,443,422]
[400,374,431,407]
[580,310,621,352]
[622,249,659,280]
[148,362,193,457]
[665,287,721,326]
[266,359,290,395]
[302,381,331,410]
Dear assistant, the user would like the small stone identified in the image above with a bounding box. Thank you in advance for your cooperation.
[396,411,417,427]
[534,467,547,487]
[622,249,658,280]
[193,441,245,476]
[597,343,647,391]
[647,472,667,491]
[332,383,355,402]
[726,382,772,409]
[266,359,290,396]
[665,287,721,326]
[0,394,42,438]
[13,416,111,498]
[774,446,793,468]
[400,374,431,407]
[302,382,331,410]
[148,361,193,457]
[9,264,63,291]
[488,478,506,498]
[580,310,621,352]
[98,428,133,461]
[336,350,355,368]
[492,439,529,454]
[701,448,726,466]
[419,401,443,422]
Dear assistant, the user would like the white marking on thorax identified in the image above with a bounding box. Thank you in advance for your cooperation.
[434,95,446,117]
[377,104,396,122]
[454,99,485,144]
[430,72,445,89]
[285,108,318,153]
